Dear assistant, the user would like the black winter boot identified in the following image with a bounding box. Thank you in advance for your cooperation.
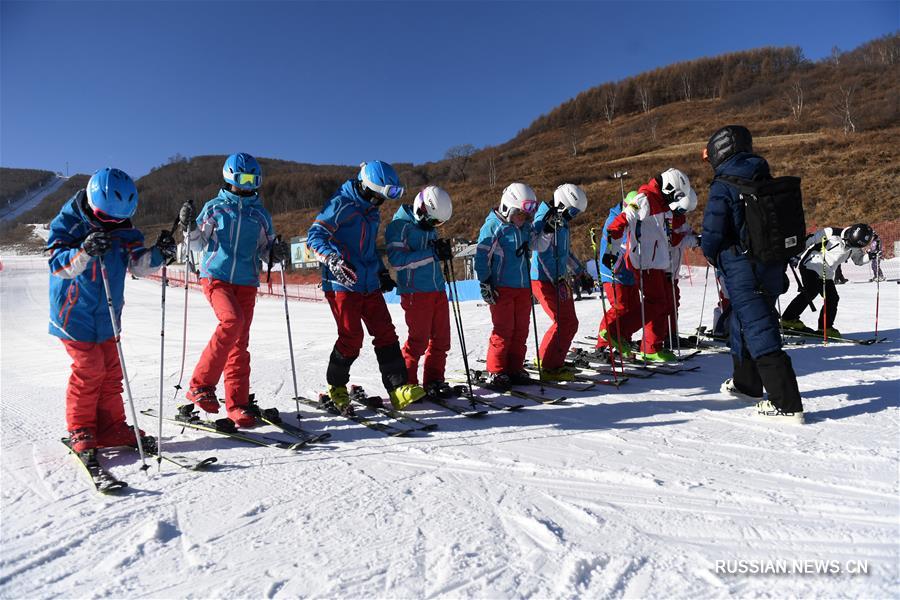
[374,342,408,392]
[326,347,356,387]
[756,350,803,413]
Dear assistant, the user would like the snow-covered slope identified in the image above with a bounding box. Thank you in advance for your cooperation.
[1,256,897,598]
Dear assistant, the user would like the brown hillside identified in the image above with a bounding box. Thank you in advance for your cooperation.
[3,34,898,260]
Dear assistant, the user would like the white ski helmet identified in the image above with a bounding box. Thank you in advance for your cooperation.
[553,183,588,217]
[659,168,697,213]
[413,186,453,226]
[499,182,538,220]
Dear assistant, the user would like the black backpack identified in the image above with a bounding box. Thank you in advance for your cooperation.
[715,175,807,263]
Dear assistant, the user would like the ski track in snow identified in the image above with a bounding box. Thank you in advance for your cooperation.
[1,257,898,598]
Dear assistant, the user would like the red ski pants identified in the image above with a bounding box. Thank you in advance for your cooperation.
[400,291,451,385]
[597,282,642,347]
[486,287,532,374]
[61,338,125,434]
[190,278,258,410]
[636,269,673,353]
[532,280,578,369]
[325,291,399,358]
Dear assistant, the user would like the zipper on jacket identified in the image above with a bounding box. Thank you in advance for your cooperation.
[230,202,243,283]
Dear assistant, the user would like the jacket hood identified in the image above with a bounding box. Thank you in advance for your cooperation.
[339,179,371,209]
[393,204,417,224]
[715,152,770,180]
[218,187,262,207]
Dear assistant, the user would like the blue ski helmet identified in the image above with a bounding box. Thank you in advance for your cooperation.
[223,152,262,191]
[357,160,404,204]
[86,167,139,221]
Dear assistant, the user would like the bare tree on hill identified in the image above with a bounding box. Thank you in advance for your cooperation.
[444,144,477,181]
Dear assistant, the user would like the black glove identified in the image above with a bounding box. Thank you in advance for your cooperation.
[324,254,357,287]
[82,232,112,257]
[868,249,883,260]
[788,255,800,268]
[271,239,290,263]
[543,205,565,233]
[179,201,196,231]
[433,238,453,261]
[154,230,177,263]
[601,253,617,269]
[379,270,396,293]
[480,281,498,305]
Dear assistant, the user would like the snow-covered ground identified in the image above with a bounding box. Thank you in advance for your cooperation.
[1,255,898,598]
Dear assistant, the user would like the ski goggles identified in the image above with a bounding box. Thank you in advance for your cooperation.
[415,205,444,227]
[233,173,261,188]
[362,178,405,201]
[92,209,127,223]
[564,206,582,219]
[507,207,535,221]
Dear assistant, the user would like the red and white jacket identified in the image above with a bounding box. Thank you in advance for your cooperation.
[606,178,671,271]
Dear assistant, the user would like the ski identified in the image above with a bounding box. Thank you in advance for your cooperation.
[246,395,332,443]
[447,384,526,411]
[348,386,443,427]
[147,451,218,471]
[521,365,626,389]
[781,328,887,346]
[475,360,597,391]
[569,348,697,375]
[296,395,417,437]
[61,438,128,494]
[565,355,656,379]
[467,372,568,405]
[141,408,309,451]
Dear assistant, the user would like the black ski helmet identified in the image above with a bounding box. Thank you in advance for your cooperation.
[842,223,874,248]
[706,125,753,169]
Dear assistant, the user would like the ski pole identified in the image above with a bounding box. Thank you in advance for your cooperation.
[443,253,474,399]
[591,228,619,380]
[99,257,148,472]
[156,215,180,471]
[875,253,881,337]
[275,235,301,417]
[669,273,681,358]
[634,229,648,364]
[172,202,194,406]
[821,237,827,345]
[529,289,546,394]
[696,264,710,349]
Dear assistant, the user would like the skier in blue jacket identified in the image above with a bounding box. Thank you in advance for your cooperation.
[307,161,426,412]
[530,184,588,380]
[475,182,552,390]
[701,125,803,423]
[386,186,455,398]
[48,168,174,453]
[179,153,289,427]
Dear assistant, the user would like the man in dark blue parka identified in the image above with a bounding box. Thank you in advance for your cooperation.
[701,125,804,424]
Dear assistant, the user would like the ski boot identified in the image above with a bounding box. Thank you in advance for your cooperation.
[388,384,427,410]
[780,319,812,333]
[96,421,146,449]
[186,386,220,413]
[323,385,354,416]
[507,370,532,386]
[755,400,804,425]
[598,329,633,359]
[227,405,257,428]
[482,372,511,392]
[720,379,763,402]
[539,367,575,382]
[424,381,455,399]
[68,428,97,454]
[815,327,842,339]
[640,348,678,363]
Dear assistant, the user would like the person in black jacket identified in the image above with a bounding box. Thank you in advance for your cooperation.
[700,125,804,424]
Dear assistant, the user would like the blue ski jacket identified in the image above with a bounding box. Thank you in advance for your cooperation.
[597,204,635,286]
[193,188,275,287]
[702,152,786,359]
[530,202,583,282]
[307,180,388,293]
[475,209,550,289]
[385,205,445,294]
[47,190,165,342]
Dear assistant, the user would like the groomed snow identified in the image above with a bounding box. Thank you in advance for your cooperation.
[1,255,897,598]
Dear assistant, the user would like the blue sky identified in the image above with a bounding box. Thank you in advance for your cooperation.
[1,1,896,178]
